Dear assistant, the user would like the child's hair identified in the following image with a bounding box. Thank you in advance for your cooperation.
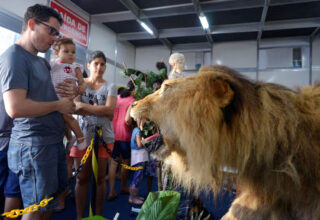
[131,117,137,128]
[52,37,75,52]
[120,80,135,98]
[156,61,166,71]
[117,87,125,95]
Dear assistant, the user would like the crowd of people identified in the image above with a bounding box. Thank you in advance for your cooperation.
[0,4,186,220]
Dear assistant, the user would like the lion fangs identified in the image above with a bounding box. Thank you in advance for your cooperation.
[139,118,144,131]
[138,118,146,131]
[137,117,141,130]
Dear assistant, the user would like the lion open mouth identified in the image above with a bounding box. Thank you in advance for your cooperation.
[136,117,146,131]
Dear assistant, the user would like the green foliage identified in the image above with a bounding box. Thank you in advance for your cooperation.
[142,120,156,137]
[121,67,167,136]
[158,68,167,80]
[134,87,153,101]
[121,67,167,101]
[137,191,181,220]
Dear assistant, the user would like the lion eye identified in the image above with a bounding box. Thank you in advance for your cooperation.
[160,84,170,94]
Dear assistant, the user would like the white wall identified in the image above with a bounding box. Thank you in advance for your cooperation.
[209,39,318,88]
[211,40,258,82]
[313,37,320,68]
[135,45,170,73]
[212,41,257,68]
[259,48,293,69]
[259,69,309,88]
[88,22,117,82]
[115,40,136,86]
[257,46,311,88]
[241,72,257,81]
[312,37,320,84]
[88,22,136,86]
[0,0,47,18]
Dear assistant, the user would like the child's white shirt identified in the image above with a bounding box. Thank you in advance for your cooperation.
[50,59,83,93]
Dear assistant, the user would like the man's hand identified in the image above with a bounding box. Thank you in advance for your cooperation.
[74,101,88,115]
[74,101,84,112]
[58,98,75,114]
[56,79,77,98]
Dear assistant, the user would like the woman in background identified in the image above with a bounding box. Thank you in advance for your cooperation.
[108,80,136,200]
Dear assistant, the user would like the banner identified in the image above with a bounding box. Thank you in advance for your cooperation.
[50,0,89,48]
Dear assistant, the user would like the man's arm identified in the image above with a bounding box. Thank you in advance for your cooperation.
[3,89,74,118]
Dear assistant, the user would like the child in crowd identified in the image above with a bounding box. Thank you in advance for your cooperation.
[143,79,163,193]
[129,120,148,205]
[50,37,87,150]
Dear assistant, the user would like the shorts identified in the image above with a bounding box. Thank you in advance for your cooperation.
[7,141,67,210]
[0,150,20,198]
[70,143,114,159]
[112,141,131,159]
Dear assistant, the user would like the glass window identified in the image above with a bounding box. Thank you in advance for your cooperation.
[0,26,20,56]
[0,26,47,58]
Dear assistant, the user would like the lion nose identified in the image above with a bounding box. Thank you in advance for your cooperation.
[131,102,137,108]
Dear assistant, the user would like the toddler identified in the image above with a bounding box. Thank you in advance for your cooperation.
[129,120,149,205]
[50,37,86,150]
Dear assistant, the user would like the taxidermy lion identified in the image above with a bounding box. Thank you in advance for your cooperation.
[130,65,320,220]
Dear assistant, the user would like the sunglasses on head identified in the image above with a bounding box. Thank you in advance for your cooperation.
[34,19,61,38]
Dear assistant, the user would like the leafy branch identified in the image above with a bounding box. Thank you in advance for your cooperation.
[120,64,167,136]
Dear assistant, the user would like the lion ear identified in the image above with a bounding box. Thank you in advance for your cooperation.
[211,78,234,107]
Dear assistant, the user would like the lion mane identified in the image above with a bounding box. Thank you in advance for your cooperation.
[130,66,320,220]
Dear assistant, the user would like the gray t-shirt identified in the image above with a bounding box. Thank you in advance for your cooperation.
[0,44,64,145]
[79,81,117,144]
[0,97,12,151]
[0,51,13,151]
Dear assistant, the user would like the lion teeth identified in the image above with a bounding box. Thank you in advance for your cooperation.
[140,119,144,131]
[140,118,146,131]
[137,118,141,130]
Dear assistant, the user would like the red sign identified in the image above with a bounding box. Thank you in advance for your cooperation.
[50,0,89,48]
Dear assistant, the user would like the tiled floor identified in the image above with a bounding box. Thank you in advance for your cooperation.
[51,176,234,220]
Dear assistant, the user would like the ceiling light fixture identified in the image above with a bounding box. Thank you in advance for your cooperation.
[199,14,209,30]
[139,21,154,35]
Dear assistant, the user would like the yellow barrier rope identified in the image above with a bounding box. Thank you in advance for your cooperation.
[2,197,54,218]
[121,163,143,171]
[2,139,94,218]
[2,131,143,218]
[97,128,143,170]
